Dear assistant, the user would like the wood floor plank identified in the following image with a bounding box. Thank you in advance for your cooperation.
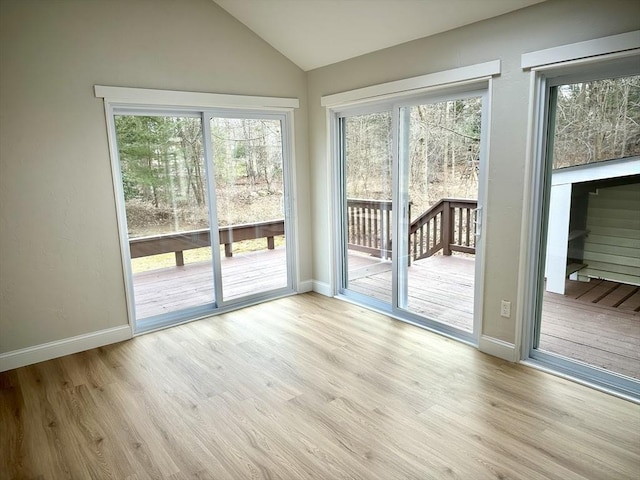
[2,293,638,479]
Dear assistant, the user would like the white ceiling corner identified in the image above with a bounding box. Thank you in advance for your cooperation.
[212,0,547,71]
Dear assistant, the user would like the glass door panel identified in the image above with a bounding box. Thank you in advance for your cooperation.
[114,114,215,320]
[399,97,482,332]
[341,111,393,304]
[209,117,289,302]
[535,75,640,380]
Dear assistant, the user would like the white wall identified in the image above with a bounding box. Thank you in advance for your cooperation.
[306,0,640,347]
[0,0,310,355]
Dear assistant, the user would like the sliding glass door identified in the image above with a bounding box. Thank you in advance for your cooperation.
[398,96,483,333]
[112,109,295,332]
[530,71,640,394]
[208,115,290,303]
[115,114,216,321]
[336,89,487,341]
[339,109,394,307]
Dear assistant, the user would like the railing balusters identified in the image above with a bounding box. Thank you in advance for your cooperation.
[345,197,477,263]
[405,198,477,262]
[357,206,360,246]
[426,220,430,254]
[365,208,373,247]
[346,198,391,259]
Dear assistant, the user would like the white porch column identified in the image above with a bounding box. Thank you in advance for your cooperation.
[545,183,571,294]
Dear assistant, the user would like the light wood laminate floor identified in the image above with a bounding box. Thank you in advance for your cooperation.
[2,293,638,479]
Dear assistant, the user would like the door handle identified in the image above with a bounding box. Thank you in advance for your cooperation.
[472,206,482,238]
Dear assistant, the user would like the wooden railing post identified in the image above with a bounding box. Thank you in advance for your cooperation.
[384,206,391,260]
[442,200,452,256]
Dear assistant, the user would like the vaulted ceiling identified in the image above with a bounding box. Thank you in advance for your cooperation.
[213,0,547,71]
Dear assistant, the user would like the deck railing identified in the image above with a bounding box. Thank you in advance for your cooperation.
[130,198,477,266]
[129,219,284,266]
[347,197,477,262]
[346,198,397,260]
[409,198,477,261]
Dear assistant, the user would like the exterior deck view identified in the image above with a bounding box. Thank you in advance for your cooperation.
[134,247,640,380]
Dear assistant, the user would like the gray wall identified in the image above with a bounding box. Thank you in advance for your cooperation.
[306,0,640,345]
[0,0,310,353]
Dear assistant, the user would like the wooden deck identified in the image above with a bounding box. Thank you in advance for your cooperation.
[133,248,288,319]
[133,249,639,379]
[540,278,640,379]
[348,254,474,331]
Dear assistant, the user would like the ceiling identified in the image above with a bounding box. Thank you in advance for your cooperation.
[213,0,547,71]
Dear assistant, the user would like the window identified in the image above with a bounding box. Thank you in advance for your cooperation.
[97,86,298,333]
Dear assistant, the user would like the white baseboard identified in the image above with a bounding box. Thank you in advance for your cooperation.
[312,281,333,297]
[479,335,517,362]
[0,325,132,372]
[297,280,313,293]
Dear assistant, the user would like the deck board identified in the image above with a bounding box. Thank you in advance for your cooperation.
[619,290,640,312]
[575,280,620,303]
[133,249,639,379]
[597,283,639,308]
[133,248,288,318]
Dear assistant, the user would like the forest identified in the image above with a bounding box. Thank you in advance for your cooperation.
[553,76,640,168]
[344,97,482,221]
[115,116,284,238]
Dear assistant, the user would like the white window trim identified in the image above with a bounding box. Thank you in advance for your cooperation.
[517,33,640,400]
[320,60,500,108]
[521,30,640,70]
[95,85,299,111]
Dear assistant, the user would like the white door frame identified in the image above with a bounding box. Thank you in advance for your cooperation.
[328,80,494,346]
